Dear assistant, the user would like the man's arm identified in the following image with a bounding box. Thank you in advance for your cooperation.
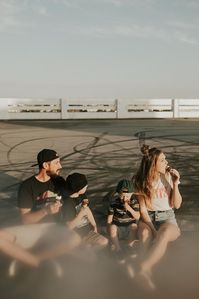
[18,181,47,224]
[66,207,88,230]
[86,207,97,232]
[20,207,47,224]
[20,201,62,224]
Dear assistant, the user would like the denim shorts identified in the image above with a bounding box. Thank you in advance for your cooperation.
[148,209,178,230]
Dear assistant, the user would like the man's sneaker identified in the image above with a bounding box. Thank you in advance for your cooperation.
[8,259,18,277]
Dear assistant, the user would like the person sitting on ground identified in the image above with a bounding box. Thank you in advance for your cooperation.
[133,144,182,290]
[4,149,80,276]
[61,172,108,250]
[18,148,63,225]
[107,179,140,262]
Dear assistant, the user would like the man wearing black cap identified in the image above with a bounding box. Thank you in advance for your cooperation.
[18,149,63,224]
[5,149,81,276]
[61,172,108,250]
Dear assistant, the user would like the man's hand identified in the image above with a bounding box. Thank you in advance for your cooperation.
[45,201,62,215]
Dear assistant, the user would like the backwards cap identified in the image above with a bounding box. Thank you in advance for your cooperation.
[31,149,59,167]
[65,173,88,193]
[116,179,134,193]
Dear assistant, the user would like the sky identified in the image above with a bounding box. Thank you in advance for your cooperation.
[0,0,199,99]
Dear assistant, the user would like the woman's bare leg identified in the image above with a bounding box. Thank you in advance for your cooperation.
[140,223,180,273]
[137,221,153,259]
[137,223,180,290]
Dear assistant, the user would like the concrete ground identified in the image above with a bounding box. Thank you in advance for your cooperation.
[0,118,199,299]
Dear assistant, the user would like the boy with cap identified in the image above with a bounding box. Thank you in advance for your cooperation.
[61,173,108,250]
[107,179,140,260]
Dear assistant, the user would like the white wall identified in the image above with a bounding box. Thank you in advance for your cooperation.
[0,98,199,120]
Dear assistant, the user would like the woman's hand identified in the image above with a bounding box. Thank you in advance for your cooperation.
[169,168,180,184]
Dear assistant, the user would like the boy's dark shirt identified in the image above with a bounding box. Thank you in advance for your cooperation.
[61,189,91,236]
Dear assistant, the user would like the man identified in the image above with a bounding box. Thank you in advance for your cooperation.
[61,172,108,250]
[18,148,63,224]
[4,149,80,276]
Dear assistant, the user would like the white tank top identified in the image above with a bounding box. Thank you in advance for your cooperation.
[149,174,172,211]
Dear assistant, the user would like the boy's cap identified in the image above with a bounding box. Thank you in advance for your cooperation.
[31,149,59,167]
[65,173,88,193]
[116,179,134,193]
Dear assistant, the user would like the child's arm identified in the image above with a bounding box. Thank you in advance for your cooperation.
[107,214,113,225]
[67,207,88,230]
[124,200,140,220]
[107,214,113,235]
[67,206,98,233]
[86,207,97,232]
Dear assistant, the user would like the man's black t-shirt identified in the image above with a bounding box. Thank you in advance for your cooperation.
[17,175,65,223]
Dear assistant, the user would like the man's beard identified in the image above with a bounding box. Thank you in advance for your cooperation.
[46,169,61,177]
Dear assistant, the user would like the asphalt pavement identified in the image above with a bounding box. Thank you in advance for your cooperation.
[0,118,199,299]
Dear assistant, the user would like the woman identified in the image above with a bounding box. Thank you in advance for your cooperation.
[133,144,182,289]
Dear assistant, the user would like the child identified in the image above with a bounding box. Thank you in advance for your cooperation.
[107,179,140,261]
[61,173,108,250]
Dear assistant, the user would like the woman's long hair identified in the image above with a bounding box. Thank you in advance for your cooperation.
[133,144,162,203]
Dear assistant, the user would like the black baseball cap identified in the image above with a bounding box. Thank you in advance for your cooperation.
[65,173,88,193]
[31,149,59,167]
